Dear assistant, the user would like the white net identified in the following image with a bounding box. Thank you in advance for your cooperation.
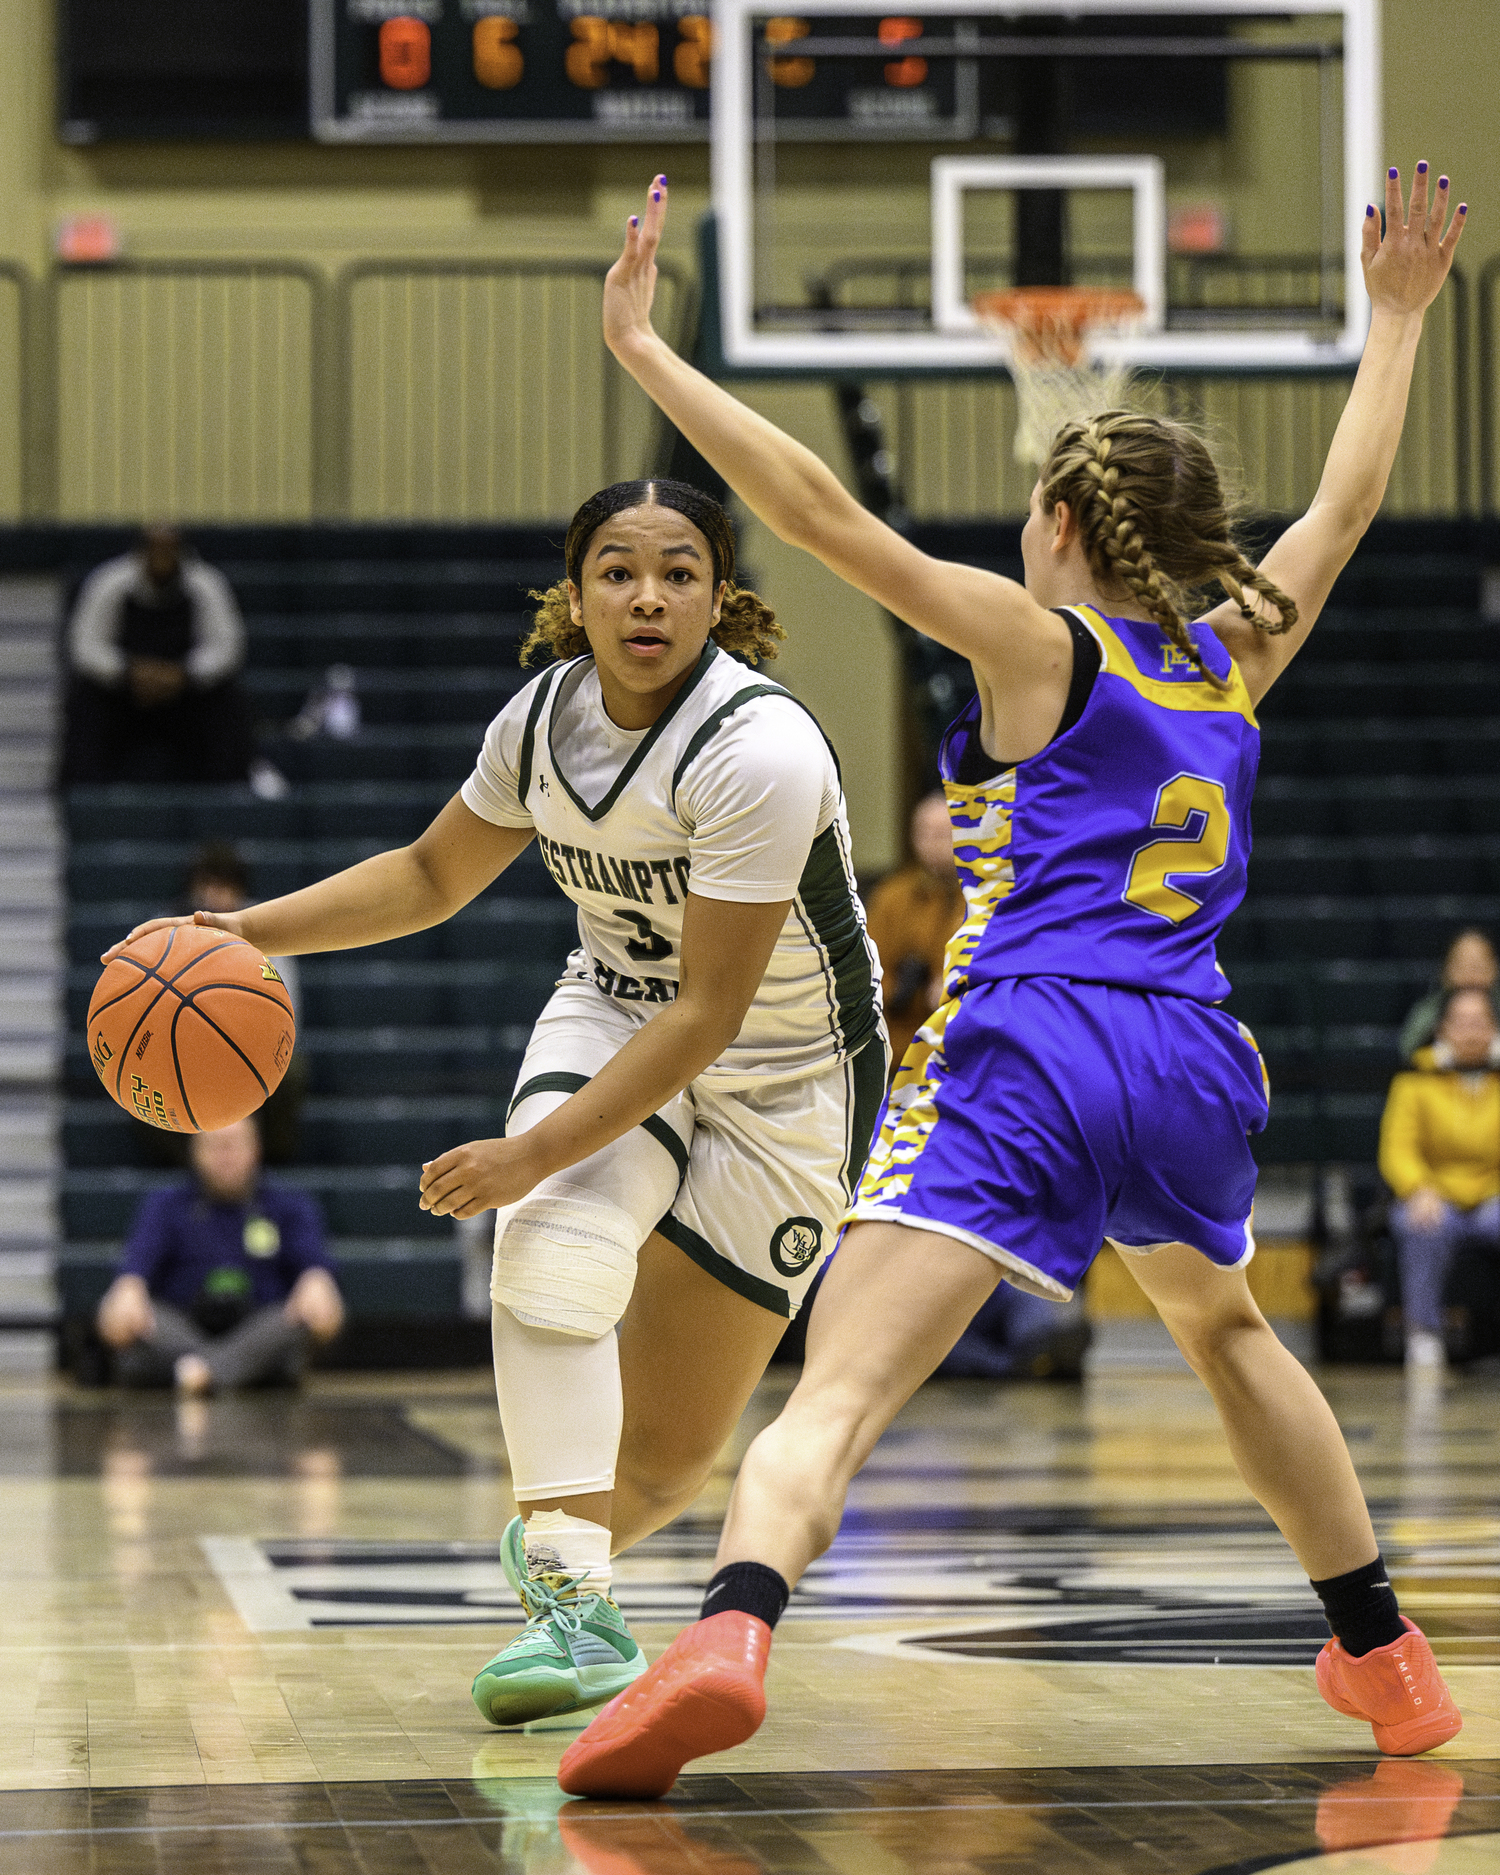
[973,290,1144,466]
[1006,357,1141,467]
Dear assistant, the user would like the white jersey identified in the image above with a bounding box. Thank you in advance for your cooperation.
[461,643,881,1087]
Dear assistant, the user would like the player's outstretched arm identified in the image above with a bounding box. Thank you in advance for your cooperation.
[418,892,789,1217]
[603,178,1061,686]
[101,796,534,963]
[1211,165,1466,702]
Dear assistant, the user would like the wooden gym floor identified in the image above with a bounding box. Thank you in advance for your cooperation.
[0,1357,1497,1872]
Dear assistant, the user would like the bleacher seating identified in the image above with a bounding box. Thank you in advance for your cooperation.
[903,519,1500,1168]
[51,526,577,1365]
[33,514,1500,1361]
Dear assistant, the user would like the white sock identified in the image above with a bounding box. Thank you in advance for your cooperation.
[522,1509,613,1596]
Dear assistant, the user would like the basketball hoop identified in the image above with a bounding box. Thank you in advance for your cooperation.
[972,287,1145,466]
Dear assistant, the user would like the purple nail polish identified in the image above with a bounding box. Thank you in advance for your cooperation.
[629,216,639,228]
[1366,204,1375,217]
[1459,203,1468,214]
[1439,176,1449,188]
[1388,167,1399,179]
[652,191,661,202]
[1417,161,1428,174]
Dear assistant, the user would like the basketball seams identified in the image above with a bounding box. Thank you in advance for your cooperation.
[89,926,292,1133]
[91,932,195,1098]
[89,932,258,1022]
[167,998,201,1131]
[89,966,170,1022]
[170,981,294,1015]
[176,989,274,1102]
[92,967,291,1024]
[107,982,174,1105]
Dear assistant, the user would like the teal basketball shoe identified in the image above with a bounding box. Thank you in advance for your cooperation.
[471,1516,646,1727]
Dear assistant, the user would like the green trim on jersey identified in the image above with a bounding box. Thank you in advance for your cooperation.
[669,682,842,808]
[843,1037,889,1201]
[507,1069,591,1121]
[655,1212,791,1317]
[516,662,566,809]
[547,642,721,825]
[795,823,880,1061]
[664,680,874,1060]
[641,1114,689,1181]
[506,1070,689,1180]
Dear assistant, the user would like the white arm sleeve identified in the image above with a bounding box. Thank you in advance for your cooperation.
[680,701,835,903]
[182,562,246,684]
[67,558,136,685]
[460,690,537,829]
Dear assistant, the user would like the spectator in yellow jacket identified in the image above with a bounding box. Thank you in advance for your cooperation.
[1379,987,1500,1370]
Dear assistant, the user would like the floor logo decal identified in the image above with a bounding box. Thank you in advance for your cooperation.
[204,1512,1500,1653]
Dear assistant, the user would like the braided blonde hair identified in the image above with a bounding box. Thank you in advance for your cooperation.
[1040,411,1297,687]
[518,476,787,669]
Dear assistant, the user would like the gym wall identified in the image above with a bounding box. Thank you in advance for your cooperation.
[0,0,1493,866]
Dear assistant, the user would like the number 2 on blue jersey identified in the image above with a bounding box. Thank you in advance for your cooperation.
[1123,774,1231,925]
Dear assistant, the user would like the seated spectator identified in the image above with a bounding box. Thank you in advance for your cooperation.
[185,843,306,1163]
[938,1283,1093,1382]
[96,1117,342,1394]
[864,790,966,1070]
[1379,987,1500,1370]
[60,524,256,785]
[1398,927,1499,1061]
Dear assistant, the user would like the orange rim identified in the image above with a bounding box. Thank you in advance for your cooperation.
[972,287,1145,328]
[972,287,1145,366]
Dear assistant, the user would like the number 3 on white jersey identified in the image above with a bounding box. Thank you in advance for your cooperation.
[1123,774,1232,925]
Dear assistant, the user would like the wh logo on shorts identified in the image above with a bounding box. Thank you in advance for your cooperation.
[770,1216,824,1277]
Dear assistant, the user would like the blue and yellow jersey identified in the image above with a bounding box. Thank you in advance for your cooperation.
[939,605,1258,1005]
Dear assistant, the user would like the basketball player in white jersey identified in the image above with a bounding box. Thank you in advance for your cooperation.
[106,476,886,1728]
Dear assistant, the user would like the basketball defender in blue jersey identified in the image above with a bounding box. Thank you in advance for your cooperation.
[561,165,1468,1793]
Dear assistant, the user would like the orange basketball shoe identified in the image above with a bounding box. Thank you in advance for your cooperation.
[1316,1618,1462,1755]
[558,1611,771,1799]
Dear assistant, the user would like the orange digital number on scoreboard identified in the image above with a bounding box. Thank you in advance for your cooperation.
[764,17,814,88]
[473,17,524,88]
[673,16,712,89]
[878,16,927,87]
[379,15,431,89]
[566,18,660,88]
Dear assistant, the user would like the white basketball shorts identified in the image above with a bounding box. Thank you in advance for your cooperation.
[502,978,888,1319]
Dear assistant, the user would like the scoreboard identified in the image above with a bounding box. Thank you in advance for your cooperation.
[310,3,978,143]
[53,1,1229,147]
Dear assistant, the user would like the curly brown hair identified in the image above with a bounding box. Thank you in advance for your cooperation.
[519,477,786,669]
[1040,411,1297,688]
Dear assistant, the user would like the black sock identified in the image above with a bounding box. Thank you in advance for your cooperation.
[700,1562,790,1629]
[1311,1555,1404,1657]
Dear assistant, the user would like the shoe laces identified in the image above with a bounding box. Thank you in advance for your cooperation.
[517,1567,595,1634]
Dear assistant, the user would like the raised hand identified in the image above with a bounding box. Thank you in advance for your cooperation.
[100,908,244,966]
[603,174,669,359]
[1362,163,1467,317]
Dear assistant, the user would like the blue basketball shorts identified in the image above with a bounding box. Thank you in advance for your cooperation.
[849,975,1270,1300]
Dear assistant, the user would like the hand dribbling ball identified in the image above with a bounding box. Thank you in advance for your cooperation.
[87,923,296,1133]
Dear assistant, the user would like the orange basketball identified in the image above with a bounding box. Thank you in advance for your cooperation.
[86,923,296,1134]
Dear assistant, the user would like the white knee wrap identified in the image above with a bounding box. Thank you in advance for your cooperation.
[490,1182,642,1339]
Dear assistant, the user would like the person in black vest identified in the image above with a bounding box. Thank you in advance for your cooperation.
[59,524,255,783]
